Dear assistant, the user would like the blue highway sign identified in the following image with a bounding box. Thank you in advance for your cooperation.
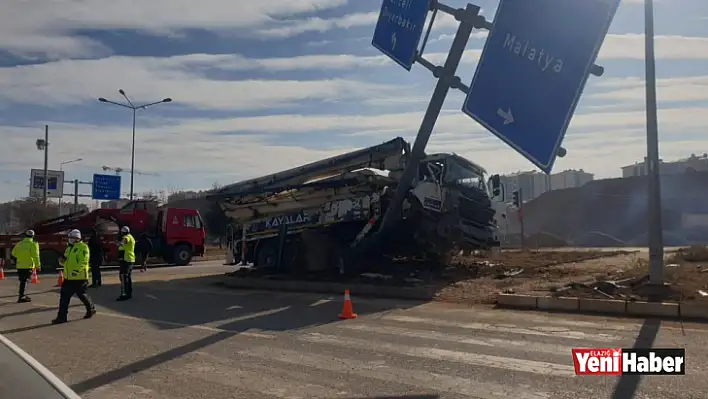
[92,174,121,200]
[462,0,621,173]
[372,0,432,70]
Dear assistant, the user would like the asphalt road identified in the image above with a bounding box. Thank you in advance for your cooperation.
[1,261,707,399]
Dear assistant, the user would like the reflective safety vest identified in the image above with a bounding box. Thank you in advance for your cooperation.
[64,241,90,281]
[11,238,40,270]
[119,234,136,263]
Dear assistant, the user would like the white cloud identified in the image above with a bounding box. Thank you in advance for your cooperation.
[589,75,708,103]
[0,0,349,57]
[0,55,410,110]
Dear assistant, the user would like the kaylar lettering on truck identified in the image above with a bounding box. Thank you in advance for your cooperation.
[248,212,311,233]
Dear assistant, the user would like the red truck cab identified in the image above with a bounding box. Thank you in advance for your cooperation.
[0,200,205,272]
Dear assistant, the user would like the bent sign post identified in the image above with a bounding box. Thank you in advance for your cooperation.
[462,0,621,173]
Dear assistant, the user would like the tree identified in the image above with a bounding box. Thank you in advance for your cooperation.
[13,197,61,229]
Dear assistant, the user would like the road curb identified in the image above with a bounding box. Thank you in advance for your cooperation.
[497,293,706,321]
[217,277,436,300]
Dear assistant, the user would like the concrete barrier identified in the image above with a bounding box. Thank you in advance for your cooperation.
[626,301,679,318]
[537,296,578,311]
[679,303,708,319]
[497,294,538,309]
[578,298,627,315]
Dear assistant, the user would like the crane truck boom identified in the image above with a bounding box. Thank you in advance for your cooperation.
[210,137,500,274]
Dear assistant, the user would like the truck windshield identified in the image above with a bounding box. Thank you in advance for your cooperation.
[445,158,486,191]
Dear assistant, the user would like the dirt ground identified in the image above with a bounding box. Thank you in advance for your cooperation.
[539,246,708,303]
[227,248,631,305]
[432,250,631,305]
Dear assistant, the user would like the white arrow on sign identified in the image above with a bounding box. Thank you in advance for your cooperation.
[391,32,397,50]
[496,108,514,125]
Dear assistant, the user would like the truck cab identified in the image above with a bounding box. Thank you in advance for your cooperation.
[116,200,206,265]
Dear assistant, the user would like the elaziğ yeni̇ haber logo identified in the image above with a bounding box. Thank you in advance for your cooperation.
[572,348,686,375]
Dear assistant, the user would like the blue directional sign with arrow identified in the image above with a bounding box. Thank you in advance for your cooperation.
[462,0,621,173]
[372,0,432,71]
[92,174,121,200]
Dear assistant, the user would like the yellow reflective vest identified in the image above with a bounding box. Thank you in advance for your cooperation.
[11,238,40,270]
[63,241,90,281]
[119,234,136,263]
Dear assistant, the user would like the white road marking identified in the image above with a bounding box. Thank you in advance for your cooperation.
[234,346,552,399]
[384,315,622,341]
[338,323,573,355]
[298,333,576,377]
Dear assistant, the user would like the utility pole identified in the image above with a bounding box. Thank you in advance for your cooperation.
[42,125,49,206]
[644,0,664,286]
[518,188,525,249]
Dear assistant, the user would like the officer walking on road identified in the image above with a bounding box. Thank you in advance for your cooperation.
[52,229,96,324]
[117,225,136,301]
[88,229,103,288]
[11,230,40,303]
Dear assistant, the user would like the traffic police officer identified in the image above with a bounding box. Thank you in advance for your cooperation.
[52,229,96,324]
[11,229,40,303]
[117,225,136,301]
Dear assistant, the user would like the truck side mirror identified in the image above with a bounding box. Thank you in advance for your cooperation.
[488,174,501,197]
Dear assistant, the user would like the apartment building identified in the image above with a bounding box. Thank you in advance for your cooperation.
[621,153,708,177]
[500,169,594,202]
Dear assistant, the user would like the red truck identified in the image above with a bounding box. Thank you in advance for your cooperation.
[0,200,206,272]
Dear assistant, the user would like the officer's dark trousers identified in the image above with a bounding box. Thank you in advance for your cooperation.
[17,269,30,298]
[57,280,94,320]
[118,261,134,297]
[90,262,102,286]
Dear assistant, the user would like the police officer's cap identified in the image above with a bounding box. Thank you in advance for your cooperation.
[120,226,130,234]
[68,229,81,239]
[25,229,35,237]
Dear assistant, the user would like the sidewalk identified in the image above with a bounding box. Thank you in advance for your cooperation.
[0,333,81,399]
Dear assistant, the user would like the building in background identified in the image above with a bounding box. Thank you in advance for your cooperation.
[621,153,708,177]
[500,169,594,202]
[100,199,131,209]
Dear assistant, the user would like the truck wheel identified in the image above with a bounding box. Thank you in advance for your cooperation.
[173,245,193,266]
[255,242,278,269]
[39,250,60,273]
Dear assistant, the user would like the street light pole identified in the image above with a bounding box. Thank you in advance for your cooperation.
[644,0,664,286]
[97,90,172,201]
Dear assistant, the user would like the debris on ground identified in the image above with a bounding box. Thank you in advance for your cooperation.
[226,249,632,304]
[528,246,708,303]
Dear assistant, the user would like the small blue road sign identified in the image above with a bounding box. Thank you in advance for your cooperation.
[461,0,621,173]
[372,0,432,70]
[92,174,121,200]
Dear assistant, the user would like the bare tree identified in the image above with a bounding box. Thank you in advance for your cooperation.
[13,197,61,229]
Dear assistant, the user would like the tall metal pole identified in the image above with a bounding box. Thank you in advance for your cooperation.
[43,125,49,206]
[73,179,79,212]
[645,0,664,285]
[374,3,481,240]
[130,108,137,201]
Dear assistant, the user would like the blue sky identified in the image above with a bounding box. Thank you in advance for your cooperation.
[0,0,707,202]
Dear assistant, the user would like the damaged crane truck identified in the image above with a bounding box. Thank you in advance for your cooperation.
[210,137,502,275]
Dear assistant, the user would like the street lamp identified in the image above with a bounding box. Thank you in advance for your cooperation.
[97,90,172,200]
[60,158,82,171]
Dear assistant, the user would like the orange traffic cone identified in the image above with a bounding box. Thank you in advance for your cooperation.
[54,270,64,287]
[30,268,39,284]
[338,289,358,320]
[0,262,5,281]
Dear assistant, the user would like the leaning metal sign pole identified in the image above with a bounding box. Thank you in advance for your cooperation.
[371,1,488,243]
[369,0,622,261]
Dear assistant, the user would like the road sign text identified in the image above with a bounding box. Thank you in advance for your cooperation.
[503,33,563,73]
